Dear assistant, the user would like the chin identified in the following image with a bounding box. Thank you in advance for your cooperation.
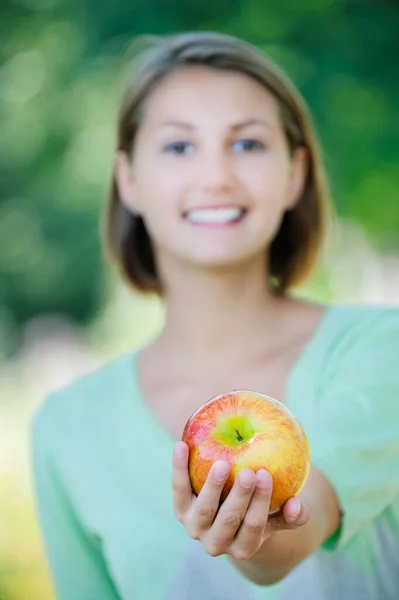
[184,248,268,271]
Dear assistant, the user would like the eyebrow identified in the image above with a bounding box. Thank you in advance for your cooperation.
[157,118,274,131]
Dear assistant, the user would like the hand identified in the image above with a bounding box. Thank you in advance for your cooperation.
[172,441,310,561]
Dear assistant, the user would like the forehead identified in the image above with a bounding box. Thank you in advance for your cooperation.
[141,66,280,124]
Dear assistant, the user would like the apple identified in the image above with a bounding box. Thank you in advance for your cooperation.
[181,389,310,514]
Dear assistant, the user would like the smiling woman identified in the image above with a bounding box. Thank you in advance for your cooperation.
[106,33,327,295]
[30,30,399,600]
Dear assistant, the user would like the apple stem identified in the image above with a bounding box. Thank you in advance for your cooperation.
[235,428,244,442]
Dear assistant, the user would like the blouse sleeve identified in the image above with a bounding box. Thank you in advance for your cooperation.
[308,307,399,551]
[30,402,122,600]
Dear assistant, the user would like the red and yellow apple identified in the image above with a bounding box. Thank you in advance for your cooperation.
[182,390,310,514]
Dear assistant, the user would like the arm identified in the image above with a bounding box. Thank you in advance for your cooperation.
[173,308,399,586]
[31,404,121,600]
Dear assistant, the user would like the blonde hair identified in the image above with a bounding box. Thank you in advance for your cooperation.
[104,31,331,294]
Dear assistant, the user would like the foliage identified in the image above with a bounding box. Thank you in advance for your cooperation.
[1,0,398,353]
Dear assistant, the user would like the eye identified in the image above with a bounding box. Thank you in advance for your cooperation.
[164,141,194,155]
[233,139,264,152]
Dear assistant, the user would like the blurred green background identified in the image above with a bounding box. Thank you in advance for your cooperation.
[1,0,398,597]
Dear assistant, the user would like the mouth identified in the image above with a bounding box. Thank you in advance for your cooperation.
[183,206,247,226]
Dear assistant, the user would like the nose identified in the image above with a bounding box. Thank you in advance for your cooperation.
[198,148,234,194]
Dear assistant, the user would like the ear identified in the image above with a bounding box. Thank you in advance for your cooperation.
[114,151,142,215]
[286,146,308,210]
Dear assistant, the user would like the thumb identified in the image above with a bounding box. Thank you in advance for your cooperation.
[282,497,310,529]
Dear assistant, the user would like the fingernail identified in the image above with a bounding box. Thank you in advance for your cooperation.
[239,469,254,488]
[290,500,301,521]
[174,442,186,458]
[214,462,230,481]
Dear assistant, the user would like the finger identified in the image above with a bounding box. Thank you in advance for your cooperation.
[282,497,310,528]
[267,497,310,534]
[230,469,272,560]
[186,461,230,539]
[203,468,256,554]
[172,442,192,522]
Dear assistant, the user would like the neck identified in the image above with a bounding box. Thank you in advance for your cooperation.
[155,255,291,367]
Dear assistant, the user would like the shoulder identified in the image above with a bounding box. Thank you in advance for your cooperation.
[31,350,135,444]
[320,303,399,358]
[325,302,399,335]
[317,303,399,388]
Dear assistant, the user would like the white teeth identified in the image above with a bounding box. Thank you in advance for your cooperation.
[185,207,245,224]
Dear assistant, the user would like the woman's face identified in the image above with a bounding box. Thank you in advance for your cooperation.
[116,66,307,274]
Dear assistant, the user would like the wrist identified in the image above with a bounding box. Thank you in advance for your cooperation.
[227,502,315,585]
[227,530,289,586]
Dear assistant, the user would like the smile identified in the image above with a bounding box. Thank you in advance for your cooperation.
[184,207,247,226]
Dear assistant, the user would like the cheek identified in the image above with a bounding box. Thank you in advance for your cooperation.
[240,153,291,194]
[250,171,290,207]
[133,183,183,242]
[134,169,181,213]
[142,161,185,200]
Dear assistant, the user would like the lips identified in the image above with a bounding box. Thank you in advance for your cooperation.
[184,207,247,225]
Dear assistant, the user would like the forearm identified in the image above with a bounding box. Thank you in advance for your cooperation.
[229,466,340,585]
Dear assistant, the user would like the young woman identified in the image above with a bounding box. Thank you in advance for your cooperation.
[31,31,399,600]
